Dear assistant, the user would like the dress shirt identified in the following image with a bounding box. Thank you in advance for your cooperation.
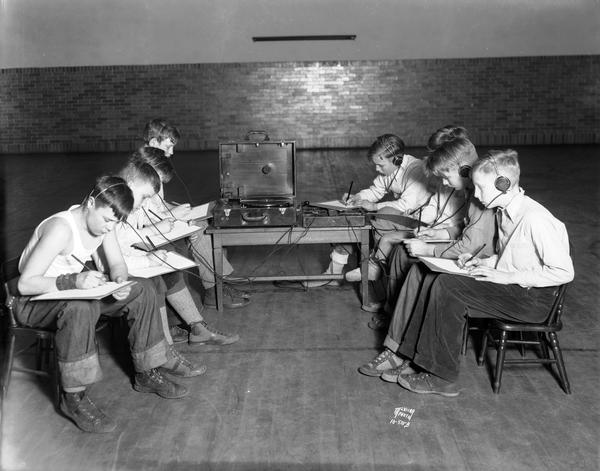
[355,154,431,213]
[495,189,574,288]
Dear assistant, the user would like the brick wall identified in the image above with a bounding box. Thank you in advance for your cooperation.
[1,55,598,153]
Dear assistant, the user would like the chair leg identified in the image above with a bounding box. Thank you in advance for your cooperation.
[539,332,550,359]
[518,331,526,357]
[51,339,61,408]
[461,319,469,356]
[547,332,571,394]
[2,332,16,398]
[493,330,508,393]
[477,328,489,366]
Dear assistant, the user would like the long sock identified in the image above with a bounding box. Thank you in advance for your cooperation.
[167,287,204,325]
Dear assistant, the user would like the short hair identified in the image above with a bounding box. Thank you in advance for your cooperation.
[129,146,174,183]
[89,176,134,221]
[425,137,478,177]
[472,149,521,189]
[118,160,161,194]
[427,125,470,152]
[367,134,405,162]
[142,118,180,145]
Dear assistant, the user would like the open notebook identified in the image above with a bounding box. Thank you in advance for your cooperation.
[31,280,137,301]
[418,256,474,277]
[134,220,203,250]
[128,252,197,278]
[186,202,213,222]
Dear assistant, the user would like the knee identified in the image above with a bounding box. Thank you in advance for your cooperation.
[57,301,100,328]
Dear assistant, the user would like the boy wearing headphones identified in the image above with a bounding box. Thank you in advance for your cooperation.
[365,149,574,396]
[305,134,432,287]
[140,119,251,316]
[13,177,187,433]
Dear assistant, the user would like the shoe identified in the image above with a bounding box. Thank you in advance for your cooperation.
[169,325,189,344]
[301,261,343,288]
[345,260,381,282]
[397,372,459,397]
[358,349,403,377]
[380,360,417,382]
[362,301,383,313]
[189,320,240,345]
[367,314,390,331]
[60,391,117,433]
[204,287,251,309]
[134,368,189,398]
[159,345,207,377]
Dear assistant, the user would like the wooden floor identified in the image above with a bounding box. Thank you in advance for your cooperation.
[1,146,599,470]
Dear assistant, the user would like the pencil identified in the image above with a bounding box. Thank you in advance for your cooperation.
[71,254,89,270]
[465,243,487,263]
[148,209,163,221]
[146,236,157,250]
[345,181,354,204]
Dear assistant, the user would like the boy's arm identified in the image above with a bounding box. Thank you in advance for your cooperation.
[433,204,496,259]
[377,161,431,214]
[511,217,574,287]
[355,175,387,203]
[18,219,74,295]
[100,231,129,282]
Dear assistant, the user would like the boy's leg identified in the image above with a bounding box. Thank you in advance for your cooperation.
[398,274,557,391]
[13,297,114,432]
[101,278,187,399]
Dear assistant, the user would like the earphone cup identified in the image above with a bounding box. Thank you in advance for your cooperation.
[495,176,511,193]
[458,165,471,178]
[392,155,402,166]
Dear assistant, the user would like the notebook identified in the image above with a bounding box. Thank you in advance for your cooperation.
[31,280,137,301]
[128,252,197,278]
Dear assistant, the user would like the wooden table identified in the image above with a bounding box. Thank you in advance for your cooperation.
[205,224,371,311]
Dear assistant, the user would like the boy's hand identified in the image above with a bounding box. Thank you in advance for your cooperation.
[155,218,176,233]
[416,228,448,240]
[171,203,192,220]
[75,271,107,289]
[341,194,355,206]
[469,266,513,284]
[404,239,434,257]
[112,276,132,300]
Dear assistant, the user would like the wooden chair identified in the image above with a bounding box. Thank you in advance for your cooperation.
[1,258,61,456]
[476,284,571,394]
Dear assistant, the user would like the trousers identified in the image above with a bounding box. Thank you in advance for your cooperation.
[397,273,558,382]
[13,277,168,389]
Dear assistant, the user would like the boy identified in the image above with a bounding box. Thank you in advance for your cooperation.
[14,176,187,433]
[368,150,575,396]
[117,151,239,350]
[141,118,250,311]
[305,134,432,287]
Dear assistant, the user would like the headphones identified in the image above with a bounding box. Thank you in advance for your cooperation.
[382,141,403,166]
[88,182,128,203]
[458,165,472,178]
[489,157,511,193]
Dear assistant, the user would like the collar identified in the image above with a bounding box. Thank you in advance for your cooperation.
[498,187,525,222]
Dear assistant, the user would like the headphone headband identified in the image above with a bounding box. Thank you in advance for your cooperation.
[487,156,511,193]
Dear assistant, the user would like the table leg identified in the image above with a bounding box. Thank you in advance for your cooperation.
[360,227,370,309]
[212,234,224,312]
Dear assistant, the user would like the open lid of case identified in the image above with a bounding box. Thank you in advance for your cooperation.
[219,131,296,200]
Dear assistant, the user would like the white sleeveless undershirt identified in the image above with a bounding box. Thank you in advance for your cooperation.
[19,206,105,277]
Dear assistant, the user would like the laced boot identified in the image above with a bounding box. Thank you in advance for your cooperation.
[189,320,240,345]
[159,345,207,377]
[59,390,117,433]
[134,368,189,398]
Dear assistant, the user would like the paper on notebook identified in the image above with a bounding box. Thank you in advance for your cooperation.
[418,256,474,277]
[128,252,197,278]
[134,220,203,250]
[187,202,213,221]
[312,200,359,211]
[31,281,137,301]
